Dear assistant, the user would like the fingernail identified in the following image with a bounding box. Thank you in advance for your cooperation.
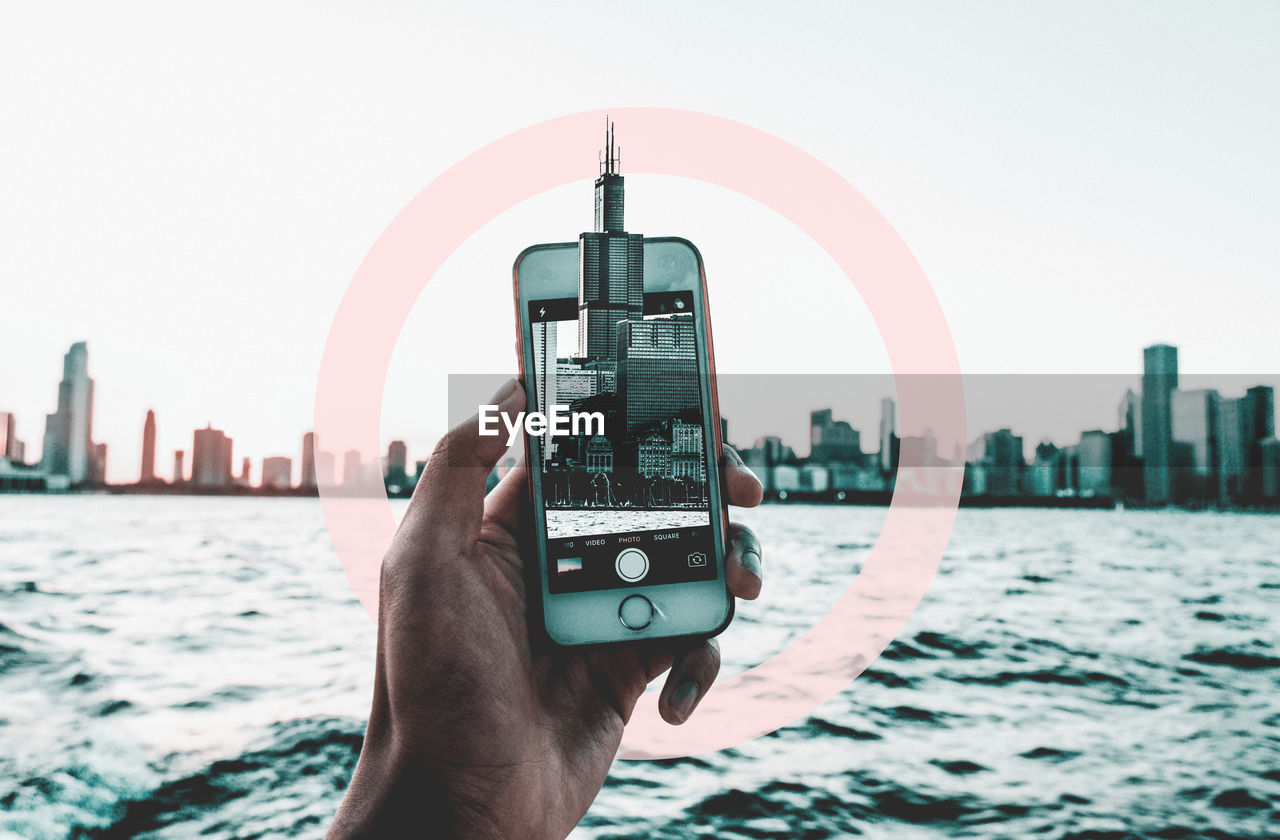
[741,549,762,582]
[673,681,700,721]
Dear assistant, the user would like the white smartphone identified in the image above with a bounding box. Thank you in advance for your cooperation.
[513,237,732,646]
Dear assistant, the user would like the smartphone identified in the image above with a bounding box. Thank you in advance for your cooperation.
[513,237,732,646]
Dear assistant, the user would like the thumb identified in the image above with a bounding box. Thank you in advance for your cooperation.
[407,378,525,548]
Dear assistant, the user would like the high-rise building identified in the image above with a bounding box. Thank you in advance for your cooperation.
[0,412,17,461]
[316,450,336,487]
[385,440,408,486]
[1076,430,1113,497]
[173,450,185,483]
[533,321,558,468]
[578,123,643,360]
[879,398,896,472]
[1216,396,1245,505]
[41,342,95,484]
[1141,344,1178,505]
[1172,388,1217,503]
[140,410,157,482]
[1261,438,1280,500]
[976,429,1024,496]
[261,456,293,490]
[88,442,108,487]
[300,432,318,488]
[616,315,699,435]
[810,409,861,464]
[236,456,252,487]
[343,449,364,488]
[191,424,233,488]
[1241,385,1275,499]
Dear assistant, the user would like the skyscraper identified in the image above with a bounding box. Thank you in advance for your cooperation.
[578,122,644,360]
[615,315,699,435]
[533,321,558,468]
[1241,385,1275,500]
[191,424,233,488]
[140,410,157,482]
[173,450,185,483]
[41,342,95,484]
[300,431,317,488]
[261,456,293,490]
[1172,388,1218,503]
[879,397,896,472]
[385,440,408,486]
[1141,344,1178,505]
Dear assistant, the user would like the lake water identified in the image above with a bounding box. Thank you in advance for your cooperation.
[0,496,1275,839]
[545,508,711,538]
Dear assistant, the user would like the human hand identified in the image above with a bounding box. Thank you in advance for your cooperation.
[328,378,764,839]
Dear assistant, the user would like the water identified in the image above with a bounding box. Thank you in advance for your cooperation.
[546,508,711,538]
[0,497,1276,839]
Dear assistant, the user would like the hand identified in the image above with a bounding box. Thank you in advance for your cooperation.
[327,379,765,839]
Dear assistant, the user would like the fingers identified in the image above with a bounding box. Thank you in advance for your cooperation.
[722,445,763,508]
[658,638,721,725]
[406,378,525,546]
[483,452,528,534]
[725,521,763,600]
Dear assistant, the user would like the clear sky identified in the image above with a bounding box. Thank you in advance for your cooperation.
[2,2,1278,483]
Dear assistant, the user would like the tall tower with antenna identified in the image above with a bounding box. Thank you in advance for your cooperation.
[578,119,644,360]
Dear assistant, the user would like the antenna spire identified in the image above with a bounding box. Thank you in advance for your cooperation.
[602,117,619,175]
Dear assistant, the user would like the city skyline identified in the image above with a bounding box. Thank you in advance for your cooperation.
[2,338,1276,508]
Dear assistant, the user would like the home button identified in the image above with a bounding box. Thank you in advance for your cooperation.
[618,595,654,630]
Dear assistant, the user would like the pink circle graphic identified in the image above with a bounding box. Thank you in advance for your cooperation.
[314,108,966,759]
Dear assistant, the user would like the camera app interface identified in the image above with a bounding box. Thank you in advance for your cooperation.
[529,291,717,594]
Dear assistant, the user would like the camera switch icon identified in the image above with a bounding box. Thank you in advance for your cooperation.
[687,551,707,568]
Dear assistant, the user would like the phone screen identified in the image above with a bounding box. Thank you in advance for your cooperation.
[528,290,718,594]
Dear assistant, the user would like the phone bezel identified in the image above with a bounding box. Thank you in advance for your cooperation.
[513,237,732,646]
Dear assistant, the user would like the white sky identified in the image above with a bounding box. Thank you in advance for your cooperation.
[2,1,1278,482]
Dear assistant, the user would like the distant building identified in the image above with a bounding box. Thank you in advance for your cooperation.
[41,342,95,485]
[1242,385,1276,500]
[671,419,705,482]
[1262,438,1280,500]
[1172,388,1217,504]
[1216,396,1246,505]
[974,429,1024,496]
[810,409,861,464]
[533,321,558,468]
[300,432,317,488]
[140,410,157,482]
[191,425,233,488]
[316,450,336,487]
[88,442,108,487]
[1141,344,1178,505]
[555,362,597,403]
[237,456,252,487]
[173,450,185,483]
[1076,430,1113,497]
[261,456,293,489]
[879,398,896,472]
[343,450,364,487]
[0,412,17,462]
[385,440,408,487]
[638,431,672,478]
[585,435,613,474]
